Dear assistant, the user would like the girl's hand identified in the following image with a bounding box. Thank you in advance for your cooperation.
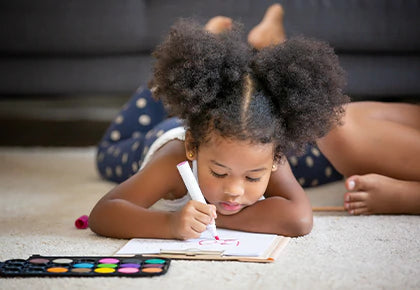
[170,200,217,240]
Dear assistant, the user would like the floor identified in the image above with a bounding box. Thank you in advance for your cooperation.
[1,147,419,289]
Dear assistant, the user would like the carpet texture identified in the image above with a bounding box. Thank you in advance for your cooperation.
[0,148,419,289]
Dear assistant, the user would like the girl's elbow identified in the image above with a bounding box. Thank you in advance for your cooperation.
[294,214,313,236]
[87,212,101,236]
[285,210,313,237]
[88,207,109,237]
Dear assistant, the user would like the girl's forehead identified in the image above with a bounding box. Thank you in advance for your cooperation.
[201,131,274,156]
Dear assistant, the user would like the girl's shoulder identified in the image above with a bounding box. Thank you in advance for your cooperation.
[145,139,187,180]
[152,139,186,162]
[136,139,188,200]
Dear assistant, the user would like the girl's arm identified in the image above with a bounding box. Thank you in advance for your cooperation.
[215,161,313,237]
[89,141,216,239]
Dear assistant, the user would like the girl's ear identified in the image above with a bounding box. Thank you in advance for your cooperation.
[184,130,196,161]
[271,162,278,172]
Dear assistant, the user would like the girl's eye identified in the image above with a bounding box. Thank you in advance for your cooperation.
[246,176,261,183]
[210,170,227,178]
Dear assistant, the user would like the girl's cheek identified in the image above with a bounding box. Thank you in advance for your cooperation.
[201,181,220,202]
[251,183,269,201]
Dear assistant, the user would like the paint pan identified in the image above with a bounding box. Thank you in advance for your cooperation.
[0,255,170,277]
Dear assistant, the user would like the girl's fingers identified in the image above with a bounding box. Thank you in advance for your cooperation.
[190,201,217,221]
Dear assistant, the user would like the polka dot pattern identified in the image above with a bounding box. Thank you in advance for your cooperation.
[96,87,168,183]
[115,166,123,177]
[121,153,128,164]
[305,156,314,167]
[97,152,104,162]
[311,147,321,157]
[298,178,305,186]
[136,98,147,108]
[110,130,120,141]
[131,141,140,151]
[311,179,319,186]
[115,115,124,124]
[325,166,332,177]
[113,149,120,157]
[139,114,151,126]
[289,156,298,167]
[156,130,164,138]
[131,162,138,172]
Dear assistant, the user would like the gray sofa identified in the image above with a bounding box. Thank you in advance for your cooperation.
[1,0,419,100]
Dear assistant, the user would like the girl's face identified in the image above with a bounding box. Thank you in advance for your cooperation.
[193,132,275,215]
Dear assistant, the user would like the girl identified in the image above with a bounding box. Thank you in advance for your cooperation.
[89,9,349,239]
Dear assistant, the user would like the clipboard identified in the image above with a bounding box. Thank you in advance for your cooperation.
[115,229,290,263]
[155,235,289,263]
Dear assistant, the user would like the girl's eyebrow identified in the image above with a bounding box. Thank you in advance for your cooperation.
[210,160,268,173]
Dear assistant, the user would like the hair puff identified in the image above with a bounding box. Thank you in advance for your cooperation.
[251,36,349,154]
[150,19,251,119]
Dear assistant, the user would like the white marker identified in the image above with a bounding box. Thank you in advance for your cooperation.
[177,161,219,240]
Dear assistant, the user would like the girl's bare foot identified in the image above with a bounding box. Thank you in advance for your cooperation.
[248,3,286,50]
[344,174,420,215]
[205,16,232,34]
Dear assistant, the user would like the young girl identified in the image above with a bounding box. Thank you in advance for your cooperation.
[89,8,349,239]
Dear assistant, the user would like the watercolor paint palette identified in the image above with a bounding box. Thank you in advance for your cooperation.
[0,255,170,278]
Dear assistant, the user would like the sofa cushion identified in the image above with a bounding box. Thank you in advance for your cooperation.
[0,0,149,55]
[143,0,420,53]
[282,0,420,52]
[340,54,420,97]
[1,0,419,55]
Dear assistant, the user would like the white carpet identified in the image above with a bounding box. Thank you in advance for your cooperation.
[0,147,419,289]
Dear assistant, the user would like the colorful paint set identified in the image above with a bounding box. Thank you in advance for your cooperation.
[0,255,170,277]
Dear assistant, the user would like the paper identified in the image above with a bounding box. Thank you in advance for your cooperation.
[116,228,278,257]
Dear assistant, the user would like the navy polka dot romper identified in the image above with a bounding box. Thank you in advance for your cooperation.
[96,87,343,187]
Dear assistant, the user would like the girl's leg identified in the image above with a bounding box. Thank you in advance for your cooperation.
[318,102,420,180]
[317,101,420,214]
[96,87,167,183]
[287,145,343,188]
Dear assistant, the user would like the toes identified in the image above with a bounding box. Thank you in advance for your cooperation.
[344,199,369,215]
[349,207,369,215]
[345,175,361,191]
[344,200,365,210]
[344,191,368,202]
[344,191,370,215]
[346,174,381,192]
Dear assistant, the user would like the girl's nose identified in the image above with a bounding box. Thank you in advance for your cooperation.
[223,179,245,198]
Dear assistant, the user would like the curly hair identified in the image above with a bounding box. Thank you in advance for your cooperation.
[149,19,349,161]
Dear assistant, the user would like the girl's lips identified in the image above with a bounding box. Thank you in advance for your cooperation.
[219,201,242,212]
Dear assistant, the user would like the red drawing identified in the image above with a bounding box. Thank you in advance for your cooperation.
[198,238,240,246]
